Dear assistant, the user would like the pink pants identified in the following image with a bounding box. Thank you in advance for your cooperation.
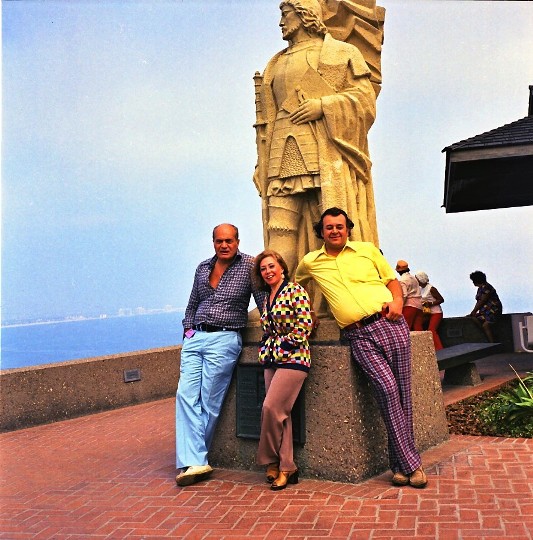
[256,368,307,471]
[402,306,424,331]
[425,312,443,350]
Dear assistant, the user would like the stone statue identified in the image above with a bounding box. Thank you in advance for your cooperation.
[253,0,384,277]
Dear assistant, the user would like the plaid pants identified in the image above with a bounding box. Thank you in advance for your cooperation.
[343,316,422,474]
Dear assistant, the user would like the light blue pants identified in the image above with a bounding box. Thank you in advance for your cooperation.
[175,330,242,469]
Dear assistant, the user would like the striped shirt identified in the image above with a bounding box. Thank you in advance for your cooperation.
[182,251,263,330]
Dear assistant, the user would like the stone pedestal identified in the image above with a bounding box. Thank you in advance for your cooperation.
[209,325,449,483]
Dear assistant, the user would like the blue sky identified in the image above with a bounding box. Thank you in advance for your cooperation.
[2,0,533,322]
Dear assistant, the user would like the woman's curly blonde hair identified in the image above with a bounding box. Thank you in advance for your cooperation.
[253,249,290,292]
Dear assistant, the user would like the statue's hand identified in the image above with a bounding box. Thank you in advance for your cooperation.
[290,99,323,124]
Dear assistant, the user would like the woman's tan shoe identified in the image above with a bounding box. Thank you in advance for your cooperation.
[266,463,279,484]
[271,469,298,491]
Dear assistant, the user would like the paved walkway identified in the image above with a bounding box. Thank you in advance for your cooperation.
[1,354,532,539]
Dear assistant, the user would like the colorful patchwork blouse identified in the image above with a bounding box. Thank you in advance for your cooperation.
[258,281,313,371]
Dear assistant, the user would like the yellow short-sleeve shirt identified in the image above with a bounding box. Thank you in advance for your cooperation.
[295,240,396,328]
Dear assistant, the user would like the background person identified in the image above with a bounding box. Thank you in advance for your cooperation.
[468,271,502,343]
[415,271,444,351]
[395,260,423,331]
[296,207,427,489]
[175,223,263,487]
[254,249,313,491]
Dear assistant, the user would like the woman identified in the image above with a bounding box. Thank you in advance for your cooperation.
[469,271,502,343]
[254,249,313,491]
[415,271,444,351]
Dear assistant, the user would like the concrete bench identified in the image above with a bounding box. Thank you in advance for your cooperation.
[436,342,502,386]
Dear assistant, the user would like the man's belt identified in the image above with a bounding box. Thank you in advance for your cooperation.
[344,312,382,331]
[193,323,239,333]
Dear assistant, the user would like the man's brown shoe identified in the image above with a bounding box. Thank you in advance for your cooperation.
[409,467,428,489]
[391,471,409,486]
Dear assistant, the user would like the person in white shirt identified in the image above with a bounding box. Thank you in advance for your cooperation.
[415,271,444,351]
[395,260,423,331]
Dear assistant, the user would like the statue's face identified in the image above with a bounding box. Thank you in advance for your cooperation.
[279,4,302,41]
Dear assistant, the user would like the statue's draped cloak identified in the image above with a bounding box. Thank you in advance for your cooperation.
[256,34,379,250]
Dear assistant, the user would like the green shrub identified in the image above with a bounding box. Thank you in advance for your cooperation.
[477,370,533,438]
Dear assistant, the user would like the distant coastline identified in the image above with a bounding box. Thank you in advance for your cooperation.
[1,310,185,370]
[2,307,185,329]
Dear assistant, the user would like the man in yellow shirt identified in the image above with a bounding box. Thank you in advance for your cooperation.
[295,207,427,488]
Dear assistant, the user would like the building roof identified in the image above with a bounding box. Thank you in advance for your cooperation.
[443,114,533,152]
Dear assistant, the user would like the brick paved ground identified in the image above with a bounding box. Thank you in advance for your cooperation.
[1,354,532,539]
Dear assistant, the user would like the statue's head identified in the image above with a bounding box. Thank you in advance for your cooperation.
[279,0,327,39]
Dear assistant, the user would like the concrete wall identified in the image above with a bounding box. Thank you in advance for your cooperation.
[0,347,181,432]
[1,330,449,483]
[438,313,529,351]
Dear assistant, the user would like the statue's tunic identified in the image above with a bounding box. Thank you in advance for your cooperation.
[268,41,321,195]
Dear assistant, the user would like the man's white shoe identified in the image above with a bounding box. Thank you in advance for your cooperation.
[175,465,213,487]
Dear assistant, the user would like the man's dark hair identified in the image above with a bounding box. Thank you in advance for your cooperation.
[469,271,486,285]
[313,207,355,239]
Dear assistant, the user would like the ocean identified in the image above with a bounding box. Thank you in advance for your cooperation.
[1,311,184,370]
